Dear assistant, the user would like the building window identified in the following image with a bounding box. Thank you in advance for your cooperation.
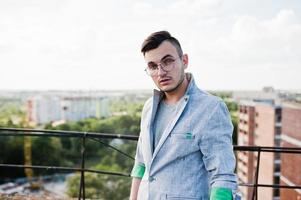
[273,189,280,197]
[274,162,280,172]
[275,108,282,123]
[274,176,280,184]
[274,138,281,146]
[243,107,247,114]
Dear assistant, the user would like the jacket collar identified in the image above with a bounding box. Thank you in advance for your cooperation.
[153,72,196,100]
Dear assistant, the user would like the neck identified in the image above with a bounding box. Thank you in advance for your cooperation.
[164,75,189,104]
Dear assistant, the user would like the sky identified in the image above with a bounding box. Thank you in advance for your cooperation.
[0,0,300,91]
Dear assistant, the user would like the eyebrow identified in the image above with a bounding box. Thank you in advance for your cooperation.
[147,54,174,65]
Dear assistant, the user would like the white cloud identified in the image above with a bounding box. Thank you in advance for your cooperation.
[214,9,301,66]
[0,0,300,90]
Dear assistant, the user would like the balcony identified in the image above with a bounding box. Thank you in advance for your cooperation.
[0,127,300,200]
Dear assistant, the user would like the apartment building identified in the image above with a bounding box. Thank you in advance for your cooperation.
[237,101,256,200]
[237,101,282,200]
[254,104,281,200]
[27,95,110,125]
[280,102,301,200]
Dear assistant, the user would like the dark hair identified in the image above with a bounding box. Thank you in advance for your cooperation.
[141,31,183,56]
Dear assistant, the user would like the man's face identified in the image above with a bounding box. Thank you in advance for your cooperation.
[144,41,188,93]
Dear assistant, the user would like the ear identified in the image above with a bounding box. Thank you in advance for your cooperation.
[182,54,189,69]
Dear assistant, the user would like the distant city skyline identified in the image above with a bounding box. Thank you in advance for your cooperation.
[0,0,300,91]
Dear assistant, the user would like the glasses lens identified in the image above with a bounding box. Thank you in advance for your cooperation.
[146,63,158,76]
[161,58,175,71]
[146,67,156,76]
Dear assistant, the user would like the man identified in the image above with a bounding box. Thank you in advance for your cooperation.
[130,31,238,200]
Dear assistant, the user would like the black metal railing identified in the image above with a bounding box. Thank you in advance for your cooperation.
[234,145,301,199]
[0,127,301,200]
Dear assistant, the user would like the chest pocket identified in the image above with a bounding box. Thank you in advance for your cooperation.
[168,132,198,158]
[161,194,200,200]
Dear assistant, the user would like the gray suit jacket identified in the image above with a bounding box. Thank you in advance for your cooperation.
[134,74,238,200]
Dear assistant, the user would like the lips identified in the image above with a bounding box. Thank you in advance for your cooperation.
[159,78,172,85]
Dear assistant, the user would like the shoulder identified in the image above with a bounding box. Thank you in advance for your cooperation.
[141,97,153,116]
[189,86,225,111]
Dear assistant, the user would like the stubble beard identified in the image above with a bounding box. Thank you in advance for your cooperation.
[160,71,186,93]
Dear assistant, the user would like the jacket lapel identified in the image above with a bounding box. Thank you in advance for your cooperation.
[148,73,195,168]
[145,90,163,163]
[151,95,190,164]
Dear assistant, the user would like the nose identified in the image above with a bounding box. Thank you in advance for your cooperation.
[157,64,167,76]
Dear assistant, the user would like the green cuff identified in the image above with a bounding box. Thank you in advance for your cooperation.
[131,163,145,178]
[210,187,232,200]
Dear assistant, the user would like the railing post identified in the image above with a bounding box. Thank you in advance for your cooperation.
[252,147,261,200]
[78,133,87,200]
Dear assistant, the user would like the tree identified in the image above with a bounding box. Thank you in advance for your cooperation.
[67,164,131,200]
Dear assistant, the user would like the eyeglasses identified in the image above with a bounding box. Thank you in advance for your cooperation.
[144,56,182,76]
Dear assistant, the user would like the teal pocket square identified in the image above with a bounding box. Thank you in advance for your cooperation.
[185,132,195,139]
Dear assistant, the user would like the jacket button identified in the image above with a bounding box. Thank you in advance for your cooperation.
[149,176,156,182]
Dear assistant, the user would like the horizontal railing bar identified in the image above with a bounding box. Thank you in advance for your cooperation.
[239,183,301,189]
[2,163,301,190]
[235,148,301,154]
[0,164,130,177]
[234,146,301,152]
[0,127,138,141]
[1,127,301,153]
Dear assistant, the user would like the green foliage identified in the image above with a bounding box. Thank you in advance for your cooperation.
[0,136,25,178]
[48,114,141,135]
[230,112,238,145]
[67,164,131,200]
[43,114,140,198]
[210,91,232,100]
[225,101,238,112]
[31,137,63,167]
[0,99,26,127]
[0,100,29,179]
[109,100,143,116]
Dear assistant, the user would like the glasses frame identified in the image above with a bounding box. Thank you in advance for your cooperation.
[144,56,182,76]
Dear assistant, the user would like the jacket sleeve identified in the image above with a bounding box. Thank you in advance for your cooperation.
[131,135,145,178]
[131,99,152,179]
[199,100,238,199]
